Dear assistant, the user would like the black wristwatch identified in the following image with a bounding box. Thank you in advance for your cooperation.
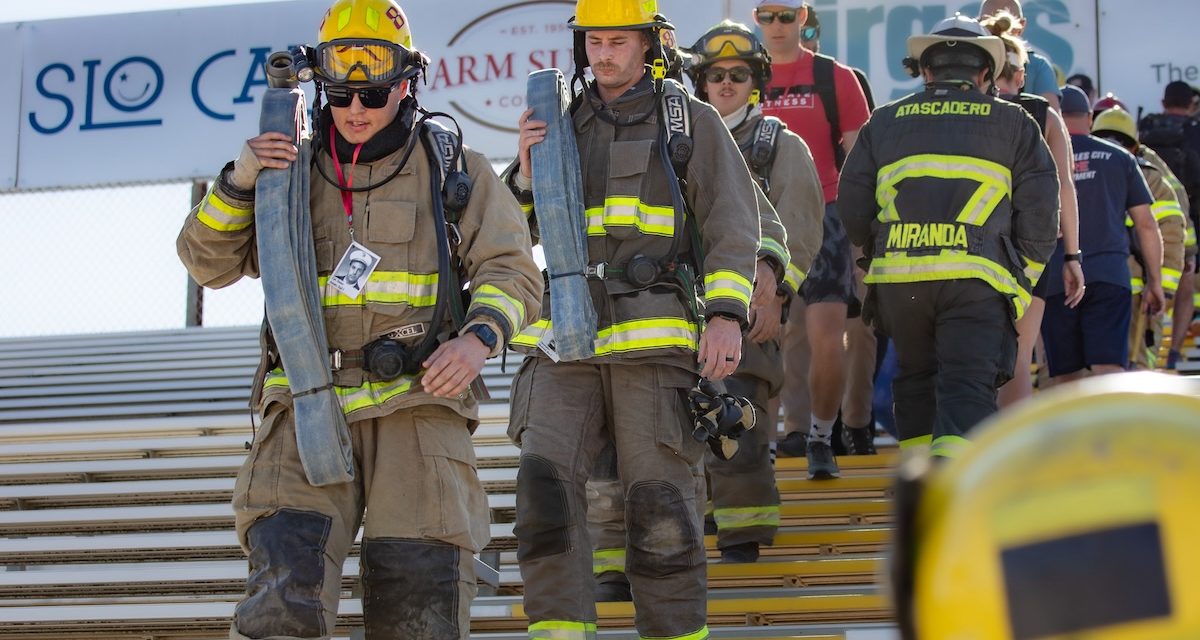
[1064,251,1083,263]
[466,324,499,351]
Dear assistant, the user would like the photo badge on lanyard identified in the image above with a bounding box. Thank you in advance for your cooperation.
[329,241,381,300]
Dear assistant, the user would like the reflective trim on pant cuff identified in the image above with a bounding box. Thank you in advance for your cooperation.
[931,435,970,458]
[640,625,710,640]
[592,547,626,575]
[529,620,599,639]
[899,434,933,450]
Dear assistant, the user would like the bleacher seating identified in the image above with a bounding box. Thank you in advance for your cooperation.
[0,326,931,638]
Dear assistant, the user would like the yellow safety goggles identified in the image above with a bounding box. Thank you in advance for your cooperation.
[314,38,417,84]
[697,31,757,61]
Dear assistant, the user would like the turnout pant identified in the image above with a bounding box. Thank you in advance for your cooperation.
[229,403,490,640]
[873,280,1017,458]
[509,358,709,640]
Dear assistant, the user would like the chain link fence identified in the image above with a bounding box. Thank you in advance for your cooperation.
[0,181,264,338]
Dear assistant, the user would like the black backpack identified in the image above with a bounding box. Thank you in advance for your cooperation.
[1138,114,1200,204]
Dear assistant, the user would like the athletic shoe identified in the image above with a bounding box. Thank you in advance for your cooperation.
[777,430,808,458]
[844,425,877,455]
[806,440,841,480]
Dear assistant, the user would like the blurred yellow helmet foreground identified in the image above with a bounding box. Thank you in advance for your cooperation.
[894,373,1200,640]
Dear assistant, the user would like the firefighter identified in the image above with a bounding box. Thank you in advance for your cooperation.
[687,18,823,553]
[837,15,1059,459]
[891,373,1200,639]
[176,1,543,637]
[504,0,761,636]
[1092,106,1189,369]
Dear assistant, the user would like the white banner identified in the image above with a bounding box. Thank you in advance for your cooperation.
[10,0,725,191]
[1097,0,1199,118]
[0,23,19,190]
[7,0,1198,191]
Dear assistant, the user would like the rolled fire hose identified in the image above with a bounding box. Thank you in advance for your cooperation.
[255,87,355,487]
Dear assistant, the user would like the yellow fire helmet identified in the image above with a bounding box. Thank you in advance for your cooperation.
[1093,106,1140,149]
[314,0,424,85]
[891,372,1200,640]
[569,0,673,31]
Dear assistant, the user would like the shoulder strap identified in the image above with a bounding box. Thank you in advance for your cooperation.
[1015,94,1049,134]
[420,118,472,221]
[812,53,844,169]
[746,116,783,185]
[661,79,694,174]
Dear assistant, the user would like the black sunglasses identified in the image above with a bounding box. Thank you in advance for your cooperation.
[801,25,820,41]
[704,67,753,84]
[324,83,397,109]
[756,9,798,24]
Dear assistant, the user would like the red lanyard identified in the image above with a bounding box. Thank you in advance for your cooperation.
[329,124,365,228]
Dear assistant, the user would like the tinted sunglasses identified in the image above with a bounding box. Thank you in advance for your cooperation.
[755,9,798,24]
[801,25,820,41]
[704,67,753,84]
[324,83,397,109]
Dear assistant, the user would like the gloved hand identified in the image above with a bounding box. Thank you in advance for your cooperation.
[689,379,756,460]
[228,132,298,191]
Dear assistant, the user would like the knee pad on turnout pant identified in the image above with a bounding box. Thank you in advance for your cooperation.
[360,537,465,639]
[234,508,332,639]
[625,481,702,578]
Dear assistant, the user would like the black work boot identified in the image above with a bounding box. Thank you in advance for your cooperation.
[594,575,633,602]
[719,541,760,564]
[806,440,841,480]
[777,431,808,457]
[844,425,877,455]
[703,512,717,536]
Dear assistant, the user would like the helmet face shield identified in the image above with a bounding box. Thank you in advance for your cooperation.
[315,38,416,84]
[698,30,757,60]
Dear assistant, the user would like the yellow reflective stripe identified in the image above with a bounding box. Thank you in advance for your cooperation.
[1186,225,1197,248]
[704,270,752,306]
[586,197,676,237]
[593,548,626,575]
[520,201,534,217]
[512,319,550,347]
[713,505,780,530]
[759,237,789,268]
[900,434,933,450]
[1022,257,1045,286]
[1130,277,1144,295]
[318,271,439,308]
[865,253,1031,320]
[875,154,1012,225]
[1163,268,1182,294]
[595,317,698,354]
[471,283,525,332]
[640,625,710,640]
[785,262,806,292]
[529,620,599,640]
[334,375,418,414]
[197,188,253,232]
[261,370,418,415]
[931,435,970,459]
[1152,200,1185,222]
[513,318,698,353]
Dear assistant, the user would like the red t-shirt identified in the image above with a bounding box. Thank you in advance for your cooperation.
[762,50,871,203]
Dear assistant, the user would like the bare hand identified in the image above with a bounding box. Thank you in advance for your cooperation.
[517,108,547,179]
[1062,261,1085,308]
[1143,282,1166,316]
[698,316,742,380]
[747,262,783,343]
[421,334,489,398]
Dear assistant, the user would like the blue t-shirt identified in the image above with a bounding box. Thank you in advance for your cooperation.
[1023,52,1061,100]
[1044,134,1153,296]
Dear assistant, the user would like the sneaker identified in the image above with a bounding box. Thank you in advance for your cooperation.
[806,440,840,480]
[719,541,760,564]
[594,578,632,602]
[777,431,808,458]
[844,425,877,455]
